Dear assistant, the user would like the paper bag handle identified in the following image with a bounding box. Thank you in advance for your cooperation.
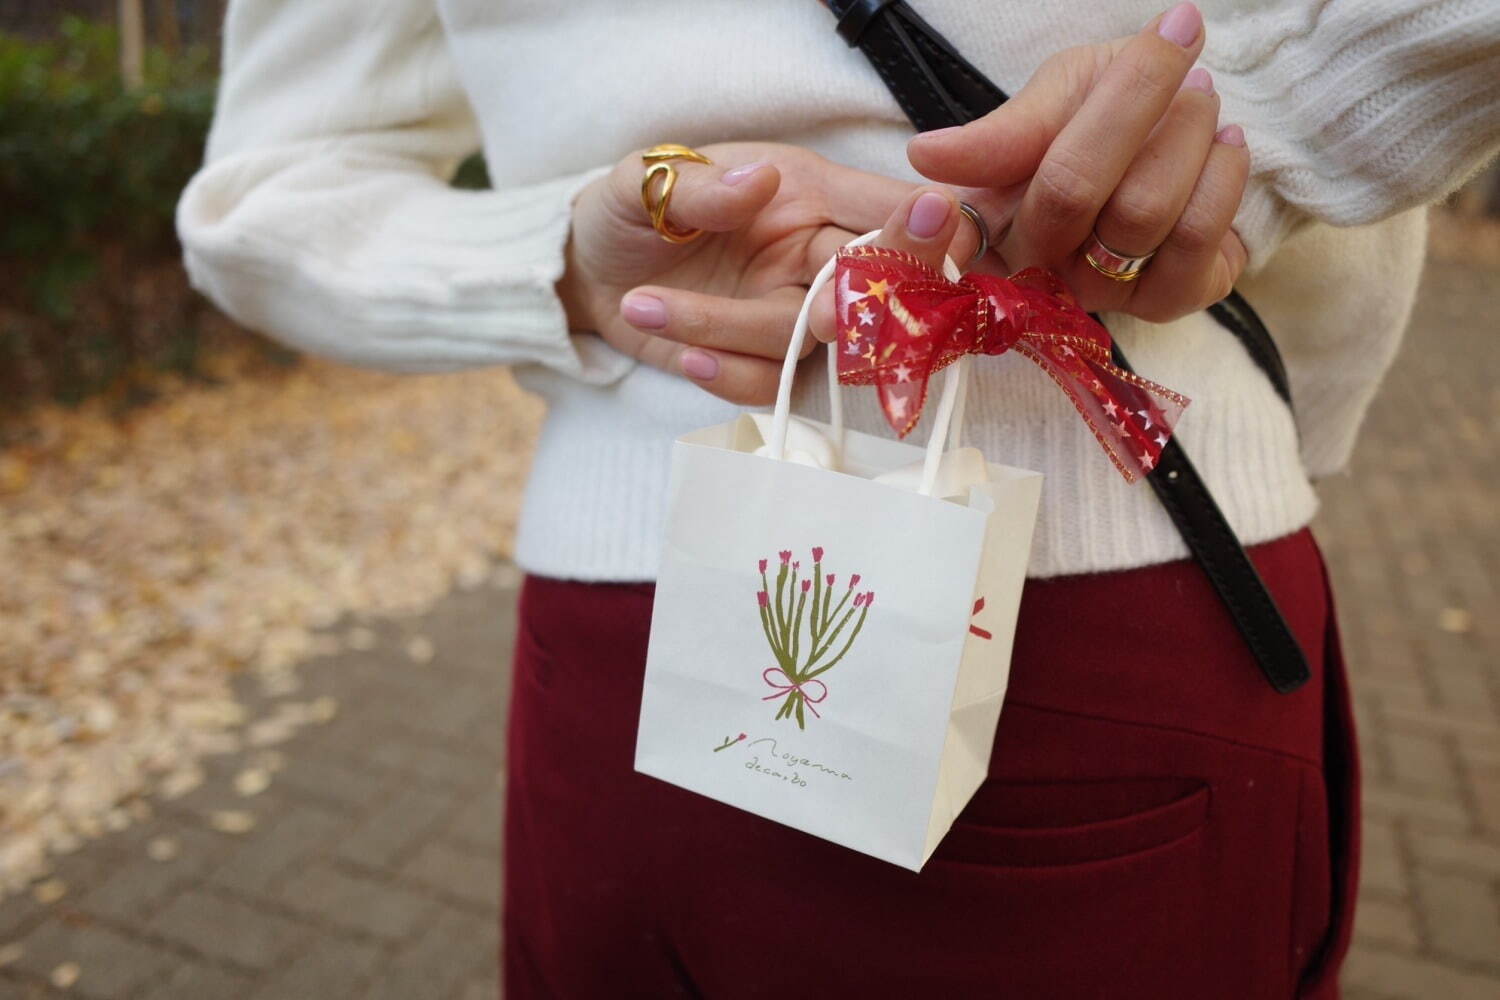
[768,230,969,497]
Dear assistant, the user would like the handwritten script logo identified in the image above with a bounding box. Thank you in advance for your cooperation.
[710,734,854,790]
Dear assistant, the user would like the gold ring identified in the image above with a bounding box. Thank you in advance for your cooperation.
[641,143,713,244]
[1083,231,1155,282]
[957,202,989,267]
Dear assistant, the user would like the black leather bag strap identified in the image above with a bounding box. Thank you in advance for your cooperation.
[1110,350,1310,693]
[827,0,1311,693]
[1207,291,1293,408]
[832,0,1006,131]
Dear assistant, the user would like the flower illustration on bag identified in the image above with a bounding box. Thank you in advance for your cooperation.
[755,547,874,730]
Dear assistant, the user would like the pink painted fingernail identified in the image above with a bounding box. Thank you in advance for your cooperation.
[721,161,768,185]
[621,293,667,329]
[1157,2,1201,47]
[906,191,952,239]
[1216,124,1246,146]
[680,349,719,380]
[1183,67,1213,94]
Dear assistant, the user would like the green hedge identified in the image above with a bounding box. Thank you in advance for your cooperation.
[0,17,233,415]
[0,18,491,420]
[0,17,214,310]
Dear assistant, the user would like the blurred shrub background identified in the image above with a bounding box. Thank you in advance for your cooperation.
[0,2,495,430]
[2,16,212,411]
[0,2,288,426]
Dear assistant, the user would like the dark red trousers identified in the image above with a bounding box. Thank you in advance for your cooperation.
[503,529,1359,999]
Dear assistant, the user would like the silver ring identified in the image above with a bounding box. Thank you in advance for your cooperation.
[957,202,989,267]
[1083,231,1155,282]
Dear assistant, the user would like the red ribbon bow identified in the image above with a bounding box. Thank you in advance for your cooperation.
[834,246,1190,482]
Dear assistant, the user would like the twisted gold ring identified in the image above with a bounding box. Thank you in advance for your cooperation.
[641,143,713,244]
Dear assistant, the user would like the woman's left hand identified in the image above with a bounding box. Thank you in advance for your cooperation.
[907,2,1249,323]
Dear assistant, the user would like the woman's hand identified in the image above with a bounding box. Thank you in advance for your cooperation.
[906,2,1249,323]
[806,186,967,344]
[559,142,978,405]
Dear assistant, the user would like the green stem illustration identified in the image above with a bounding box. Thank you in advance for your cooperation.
[806,601,860,669]
[758,603,787,669]
[773,563,788,647]
[813,560,831,646]
[802,607,870,681]
[791,588,808,667]
[822,587,852,636]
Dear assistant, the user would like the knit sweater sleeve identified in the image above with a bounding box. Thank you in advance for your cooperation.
[1203,0,1500,271]
[176,0,628,381]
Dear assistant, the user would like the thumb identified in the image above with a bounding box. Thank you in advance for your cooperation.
[906,44,1105,188]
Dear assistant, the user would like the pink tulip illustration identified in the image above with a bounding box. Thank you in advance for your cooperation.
[754,546,875,730]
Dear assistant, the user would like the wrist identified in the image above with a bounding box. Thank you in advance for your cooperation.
[555,173,616,333]
[555,234,600,333]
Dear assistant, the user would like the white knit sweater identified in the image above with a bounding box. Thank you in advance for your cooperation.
[178,0,1500,581]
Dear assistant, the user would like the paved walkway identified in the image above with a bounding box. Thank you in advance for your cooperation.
[1316,258,1500,999]
[0,582,514,1000]
[1,260,1496,998]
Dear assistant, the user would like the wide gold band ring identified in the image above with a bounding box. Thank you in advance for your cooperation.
[641,143,713,244]
[1083,231,1155,282]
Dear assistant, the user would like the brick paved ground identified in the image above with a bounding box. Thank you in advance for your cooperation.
[0,259,1495,998]
[0,576,515,1000]
[1318,258,1500,999]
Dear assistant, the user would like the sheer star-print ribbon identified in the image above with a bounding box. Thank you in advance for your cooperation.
[834,245,1191,482]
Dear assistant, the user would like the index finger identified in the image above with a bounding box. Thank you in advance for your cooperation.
[1011,3,1206,266]
[907,45,1105,189]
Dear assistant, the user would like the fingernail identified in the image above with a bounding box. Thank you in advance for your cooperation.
[913,126,962,142]
[1157,2,1201,47]
[680,348,719,381]
[1216,124,1246,147]
[721,161,768,185]
[1183,67,1213,94]
[906,191,952,239]
[621,293,667,329]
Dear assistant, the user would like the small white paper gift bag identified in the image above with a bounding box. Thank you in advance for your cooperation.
[634,235,1043,871]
